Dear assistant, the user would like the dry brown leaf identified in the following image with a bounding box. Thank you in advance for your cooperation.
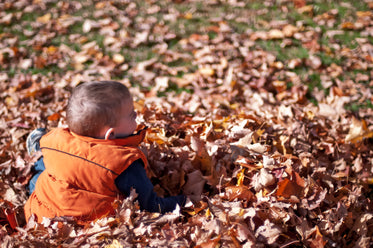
[223,185,254,201]
[1,1,373,247]
[345,117,373,143]
[183,170,206,202]
[276,171,305,199]
[255,219,281,245]
[252,168,276,191]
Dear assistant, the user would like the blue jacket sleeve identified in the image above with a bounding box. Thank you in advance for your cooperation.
[115,159,186,213]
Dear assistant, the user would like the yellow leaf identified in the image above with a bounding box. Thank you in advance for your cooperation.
[305,110,314,120]
[46,46,58,54]
[348,131,373,144]
[104,240,123,248]
[236,168,245,186]
[271,61,284,70]
[73,54,89,64]
[268,29,284,39]
[134,99,144,111]
[113,54,125,64]
[95,2,107,9]
[341,22,355,30]
[239,208,245,217]
[184,12,193,19]
[37,13,51,24]
[356,11,372,17]
[280,135,289,155]
[230,103,240,110]
[288,58,302,69]
[5,96,17,107]
[297,5,313,14]
[205,208,211,218]
[345,117,373,143]
[282,24,298,37]
[273,80,286,92]
[252,128,265,143]
[199,67,215,76]
[146,131,167,145]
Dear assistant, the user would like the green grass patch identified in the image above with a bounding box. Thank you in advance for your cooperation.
[307,73,322,91]
[51,37,81,52]
[317,52,341,67]
[113,46,159,65]
[157,81,193,97]
[167,17,211,37]
[68,21,84,35]
[20,12,38,22]
[207,31,218,40]
[256,40,309,62]
[23,63,74,76]
[280,46,309,62]
[345,99,373,112]
[166,38,180,49]
[166,58,191,68]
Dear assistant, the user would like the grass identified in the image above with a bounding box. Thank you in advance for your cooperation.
[256,40,310,62]
[157,81,193,98]
[317,52,341,67]
[346,100,373,112]
[1,0,371,112]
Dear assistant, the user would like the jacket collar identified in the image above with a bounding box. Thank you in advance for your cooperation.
[70,125,148,147]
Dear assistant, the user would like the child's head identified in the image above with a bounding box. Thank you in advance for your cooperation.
[66,81,137,139]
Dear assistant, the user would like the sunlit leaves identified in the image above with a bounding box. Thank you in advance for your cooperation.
[1,0,373,247]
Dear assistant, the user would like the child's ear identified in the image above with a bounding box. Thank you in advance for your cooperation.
[104,128,115,140]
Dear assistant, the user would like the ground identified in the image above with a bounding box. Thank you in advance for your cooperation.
[0,0,373,247]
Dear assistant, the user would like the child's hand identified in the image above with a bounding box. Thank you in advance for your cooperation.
[182,170,205,205]
[186,194,201,205]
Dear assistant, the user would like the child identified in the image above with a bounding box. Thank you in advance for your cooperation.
[24,81,187,224]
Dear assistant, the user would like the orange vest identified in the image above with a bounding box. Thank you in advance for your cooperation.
[24,127,148,224]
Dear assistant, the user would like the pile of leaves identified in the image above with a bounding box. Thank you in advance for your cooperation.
[1,0,373,247]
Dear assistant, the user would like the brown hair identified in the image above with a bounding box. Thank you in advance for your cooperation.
[66,81,131,137]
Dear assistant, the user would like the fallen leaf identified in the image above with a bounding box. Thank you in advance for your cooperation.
[183,170,206,201]
[223,185,254,201]
[345,117,373,143]
[47,113,60,121]
[252,168,276,191]
[255,219,281,244]
[268,29,284,39]
[276,171,305,199]
[112,54,125,64]
[198,67,215,76]
[37,13,51,23]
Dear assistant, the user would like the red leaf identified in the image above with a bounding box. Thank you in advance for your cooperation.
[276,171,305,199]
[223,185,254,201]
[1,201,19,231]
[3,208,18,230]
[47,112,61,121]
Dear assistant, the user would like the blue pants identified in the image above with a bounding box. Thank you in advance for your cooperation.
[28,157,45,194]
